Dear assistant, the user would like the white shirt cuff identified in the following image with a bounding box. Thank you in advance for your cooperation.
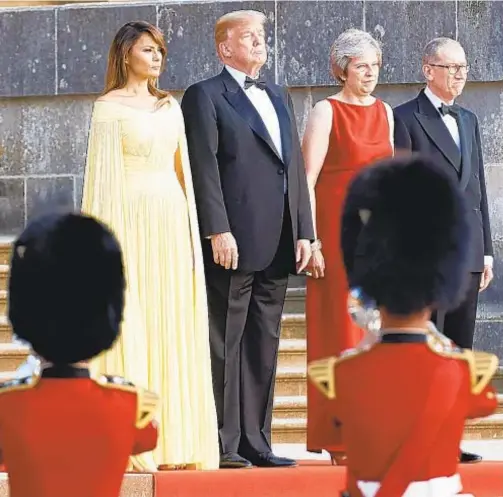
[484,255,494,268]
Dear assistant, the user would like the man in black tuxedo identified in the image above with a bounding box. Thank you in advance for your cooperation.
[181,10,314,469]
[394,37,494,464]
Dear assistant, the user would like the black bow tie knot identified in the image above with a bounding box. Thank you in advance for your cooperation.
[439,103,459,117]
[244,76,267,90]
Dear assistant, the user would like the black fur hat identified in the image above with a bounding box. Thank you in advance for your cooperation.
[8,213,125,364]
[341,155,471,315]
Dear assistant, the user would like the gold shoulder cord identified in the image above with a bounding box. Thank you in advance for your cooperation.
[470,350,499,395]
[307,356,338,399]
[94,375,159,428]
[135,388,160,429]
[0,374,40,396]
[307,347,370,400]
[94,374,137,394]
[425,335,499,395]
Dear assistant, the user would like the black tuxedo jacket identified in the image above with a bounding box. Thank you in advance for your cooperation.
[394,89,493,273]
[181,68,314,272]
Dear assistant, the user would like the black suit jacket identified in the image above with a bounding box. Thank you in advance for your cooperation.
[181,68,314,272]
[394,89,493,273]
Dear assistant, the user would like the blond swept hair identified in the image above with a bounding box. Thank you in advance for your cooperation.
[214,10,267,56]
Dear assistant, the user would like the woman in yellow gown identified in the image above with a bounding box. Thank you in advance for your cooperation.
[81,21,219,471]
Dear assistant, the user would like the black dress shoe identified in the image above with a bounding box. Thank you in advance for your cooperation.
[459,450,482,464]
[219,452,253,469]
[248,452,298,468]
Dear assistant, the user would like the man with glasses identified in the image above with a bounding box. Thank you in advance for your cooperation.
[394,37,493,464]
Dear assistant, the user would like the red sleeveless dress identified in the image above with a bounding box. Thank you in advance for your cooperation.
[306,98,393,453]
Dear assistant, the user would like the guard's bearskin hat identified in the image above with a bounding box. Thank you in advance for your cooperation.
[8,213,125,364]
[341,154,471,315]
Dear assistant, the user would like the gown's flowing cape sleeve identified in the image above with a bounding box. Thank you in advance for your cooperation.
[173,100,207,312]
[81,103,148,378]
[81,103,127,242]
[173,100,220,466]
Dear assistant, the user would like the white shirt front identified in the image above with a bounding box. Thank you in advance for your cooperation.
[424,86,460,149]
[225,65,283,160]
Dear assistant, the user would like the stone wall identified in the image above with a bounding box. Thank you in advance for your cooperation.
[0,0,502,356]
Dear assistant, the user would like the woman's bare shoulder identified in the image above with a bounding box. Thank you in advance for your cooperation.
[95,90,125,103]
[309,99,334,123]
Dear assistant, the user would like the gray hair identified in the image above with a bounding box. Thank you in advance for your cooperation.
[422,37,463,65]
[330,29,382,84]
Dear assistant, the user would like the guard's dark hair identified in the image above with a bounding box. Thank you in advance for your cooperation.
[8,213,125,364]
[341,154,471,315]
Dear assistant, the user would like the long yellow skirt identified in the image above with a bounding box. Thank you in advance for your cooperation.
[88,169,218,471]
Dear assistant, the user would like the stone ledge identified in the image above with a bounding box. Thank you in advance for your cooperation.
[1,0,502,97]
[0,472,153,497]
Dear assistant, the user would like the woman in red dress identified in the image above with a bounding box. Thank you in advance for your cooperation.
[302,29,394,464]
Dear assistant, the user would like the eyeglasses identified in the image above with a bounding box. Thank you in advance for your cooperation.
[428,64,470,75]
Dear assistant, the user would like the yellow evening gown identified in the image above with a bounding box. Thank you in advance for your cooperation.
[81,98,219,471]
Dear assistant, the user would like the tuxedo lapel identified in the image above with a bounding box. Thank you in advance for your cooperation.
[457,110,473,191]
[220,69,283,163]
[414,90,462,173]
[265,86,292,166]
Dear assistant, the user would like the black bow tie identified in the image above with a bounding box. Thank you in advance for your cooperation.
[244,76,267,90]
[439,103,459,117]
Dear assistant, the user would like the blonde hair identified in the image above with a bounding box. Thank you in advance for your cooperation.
[330,29,382,84]
[103,21,171,106]
[214,10,267,56]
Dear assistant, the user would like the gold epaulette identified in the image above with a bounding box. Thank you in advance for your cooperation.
[135,387,160,429]
[95,375,159,428]
[0,374,39,395]
[308,347,369,400]
[467,350,499,395]
[307,356,338,399]
[425,338,499,395]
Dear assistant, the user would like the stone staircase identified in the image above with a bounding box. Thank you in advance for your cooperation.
[0,240,501,443]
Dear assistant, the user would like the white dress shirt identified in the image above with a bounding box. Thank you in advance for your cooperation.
[225,65,283,160]
[424,87,492,268]
[424,86,460,149]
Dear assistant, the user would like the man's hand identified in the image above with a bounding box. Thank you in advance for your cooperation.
[479,265,494,292]
[296,239,311,274]
[210,232,239,270]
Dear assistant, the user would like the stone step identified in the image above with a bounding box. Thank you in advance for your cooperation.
[0,240,12,267]
[0,290,6,316]
[0,265,8,293]
[273,395,307,420]
[283,287,306,314]
[272,417,306,444]
[0,343,30,372]
[278,339,306,369]
[274,365,306,397]
[287,274,306,289]
[0,316,12,343]
[464,413,503,440]
[271,412,503,445]
[492,369,503,392]
[497,394,503,414]
[280,313,305,340]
